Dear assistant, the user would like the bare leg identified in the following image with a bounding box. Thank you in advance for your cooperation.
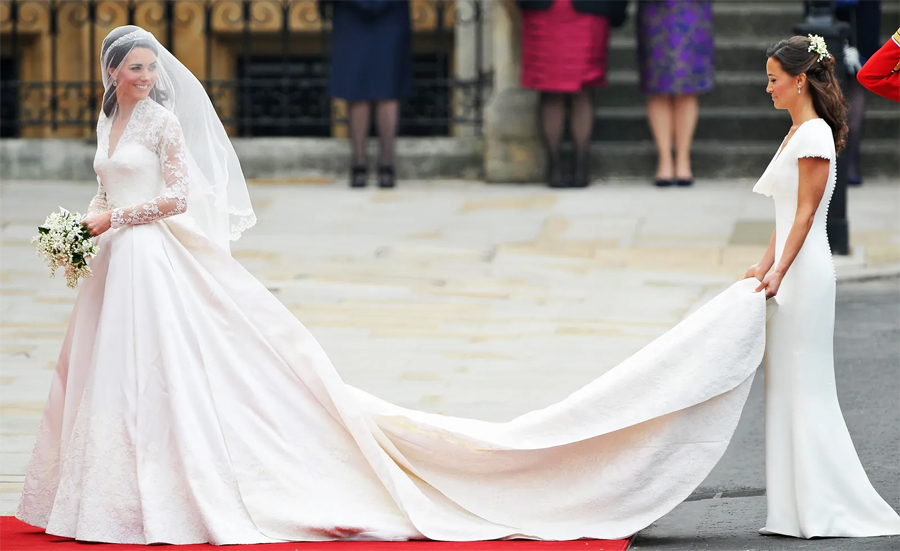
[570,88,594,186]
[647,94,675,182]
[540,92,566,187]
[673,94,699,182]
[845,78,866,184]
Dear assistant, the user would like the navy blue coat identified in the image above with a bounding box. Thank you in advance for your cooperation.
[327,0,413,101]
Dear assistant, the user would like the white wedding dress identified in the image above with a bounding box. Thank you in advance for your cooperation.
[16,98,878,545]
[753,117,900,538]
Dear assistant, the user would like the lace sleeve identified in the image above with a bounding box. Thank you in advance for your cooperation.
[109,115,188,228]
[86,177,109,217]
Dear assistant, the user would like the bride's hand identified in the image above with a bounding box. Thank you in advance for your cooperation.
[754,269,784,298]
[742,263,767,282]
[82,211,112,237]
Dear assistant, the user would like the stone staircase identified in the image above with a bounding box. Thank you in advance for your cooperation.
[591,1,900,180]
[3,1,897,183]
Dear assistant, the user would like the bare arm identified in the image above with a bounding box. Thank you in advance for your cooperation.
[773,157,829,275]
[743,229,776,281]
[756,156,830,297]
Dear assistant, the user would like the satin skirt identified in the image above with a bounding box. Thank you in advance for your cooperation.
[17,219,768,544]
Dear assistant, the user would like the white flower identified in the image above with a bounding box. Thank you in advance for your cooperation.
[807,34,831,62]
[33,207,100,288]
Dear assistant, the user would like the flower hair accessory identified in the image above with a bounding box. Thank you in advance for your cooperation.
[807,34,831,62]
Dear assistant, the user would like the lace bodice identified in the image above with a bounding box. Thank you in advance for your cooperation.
[90,99,188,228]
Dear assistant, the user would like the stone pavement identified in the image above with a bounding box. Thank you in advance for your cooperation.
[1,177,898,516]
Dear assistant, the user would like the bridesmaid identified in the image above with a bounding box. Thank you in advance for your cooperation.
[746,34,900,539]
[637,0,714,187]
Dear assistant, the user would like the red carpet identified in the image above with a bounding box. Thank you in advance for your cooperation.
[1,518,631,551]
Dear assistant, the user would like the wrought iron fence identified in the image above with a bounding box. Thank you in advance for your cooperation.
[0,0,492,138]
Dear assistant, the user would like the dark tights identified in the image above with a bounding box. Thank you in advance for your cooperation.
[540,89,593,181]
[348,100,399,167]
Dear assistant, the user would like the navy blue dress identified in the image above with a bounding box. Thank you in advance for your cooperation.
[328,0,413,101]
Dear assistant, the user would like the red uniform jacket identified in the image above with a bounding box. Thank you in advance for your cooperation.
[857,29,900,103]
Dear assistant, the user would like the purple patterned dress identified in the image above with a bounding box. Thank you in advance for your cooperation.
[637,0,714,95]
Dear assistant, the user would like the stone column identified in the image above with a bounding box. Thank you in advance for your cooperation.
[483,1,544,182]
[453,0,493,138]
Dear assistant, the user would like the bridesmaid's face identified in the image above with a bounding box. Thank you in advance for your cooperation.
[113,47,158,103]
[766,58,797,111]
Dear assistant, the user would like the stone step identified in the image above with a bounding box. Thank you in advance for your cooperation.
[615,1,899,42]
[608,36,900,81]
[600,1,900,115]
[3,137,895,182]
[594,71,900,111]
[591,107,899,142]
[608,37,781,74]
[576,140,900,180]
[616,2,801,38]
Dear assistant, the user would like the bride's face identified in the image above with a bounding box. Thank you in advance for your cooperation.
[112,47,158,103]
[766,57,801,111]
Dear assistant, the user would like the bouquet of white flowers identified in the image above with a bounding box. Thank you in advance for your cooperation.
[32,207,100,288]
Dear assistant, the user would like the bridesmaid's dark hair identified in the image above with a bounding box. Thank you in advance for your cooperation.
[101,27,168,117]
[767,36,848,152]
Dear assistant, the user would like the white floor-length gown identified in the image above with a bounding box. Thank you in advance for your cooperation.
[753,117,900,538]
[14,97,770,545]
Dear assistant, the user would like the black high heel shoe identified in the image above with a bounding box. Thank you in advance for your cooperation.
[350,164,368,188]
[570,155,591,188]
[377,165,396,189]
[547,158,566,188]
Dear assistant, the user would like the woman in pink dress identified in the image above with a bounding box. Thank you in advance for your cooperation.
[513,0,628,188]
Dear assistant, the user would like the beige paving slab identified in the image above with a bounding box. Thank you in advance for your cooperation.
[1,178,897,515]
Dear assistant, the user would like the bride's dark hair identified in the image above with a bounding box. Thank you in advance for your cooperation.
[101,27,169,117]
[766,36,848,152]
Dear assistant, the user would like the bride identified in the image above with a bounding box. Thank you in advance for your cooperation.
[14,27,897,545]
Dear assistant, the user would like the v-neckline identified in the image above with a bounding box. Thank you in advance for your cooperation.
[773,118,821,164]
[753,118,824,197]
[106,100,142,159]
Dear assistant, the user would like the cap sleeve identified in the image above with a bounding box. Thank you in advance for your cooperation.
[793,120,835,161]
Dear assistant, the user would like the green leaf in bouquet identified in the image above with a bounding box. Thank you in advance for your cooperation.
[38,226,50,234]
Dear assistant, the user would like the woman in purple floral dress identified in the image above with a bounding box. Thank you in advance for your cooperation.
[637,0,714,187]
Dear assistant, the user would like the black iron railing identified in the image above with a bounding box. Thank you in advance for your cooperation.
[0,0,491,138]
